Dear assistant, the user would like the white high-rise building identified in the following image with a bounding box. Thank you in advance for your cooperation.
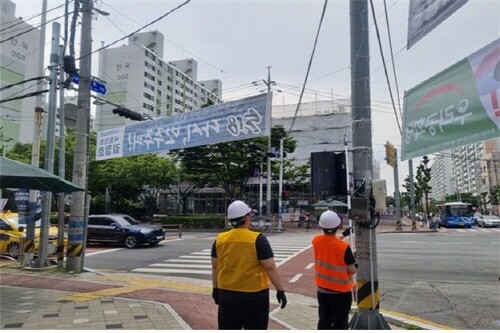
[429,138,500,202]
[94,31,222,132]
[0,0,44,145]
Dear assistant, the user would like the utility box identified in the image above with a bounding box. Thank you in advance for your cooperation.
[372,179,387,213]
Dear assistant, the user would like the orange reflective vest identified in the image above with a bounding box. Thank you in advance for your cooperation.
[215,228,269,292]
[312,234,354,292]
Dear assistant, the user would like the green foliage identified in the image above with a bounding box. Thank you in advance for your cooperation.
[489,185,500,205]
[172,126,298,203]
[416,156,432,213]
[160,215,226,229]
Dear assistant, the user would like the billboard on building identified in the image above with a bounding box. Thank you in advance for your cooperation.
[401,38,500,160]
[407,0,468,50]
[96,93,272,160]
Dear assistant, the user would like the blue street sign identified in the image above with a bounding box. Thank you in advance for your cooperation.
[71,73,107,95]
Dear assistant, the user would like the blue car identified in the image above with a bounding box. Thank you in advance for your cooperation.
[87,214,165,248]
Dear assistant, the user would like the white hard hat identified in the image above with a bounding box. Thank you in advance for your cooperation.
[227,200,252,220]
[319,210,341,229]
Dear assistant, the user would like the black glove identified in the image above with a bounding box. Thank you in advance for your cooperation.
[212,288,219,305]
[342,227,352,237]
[276,290,287,309]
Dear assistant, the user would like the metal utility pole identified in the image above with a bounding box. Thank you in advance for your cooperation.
[57,45,66,268]
[67,0,92,273]
[277,138,284,231]
[394,150,401,220]
[33,22,60,268]
[408,159,416,221]
[264,66,273,218]
[349,0,390,329]
[25,0,48,266]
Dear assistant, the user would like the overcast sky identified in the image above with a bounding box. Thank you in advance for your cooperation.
[9,0,500,194]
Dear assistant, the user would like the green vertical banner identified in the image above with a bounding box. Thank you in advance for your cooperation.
[402,38,500,160]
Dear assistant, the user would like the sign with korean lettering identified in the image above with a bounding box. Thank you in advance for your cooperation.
[401,38,500,160]
[96,93,272,160]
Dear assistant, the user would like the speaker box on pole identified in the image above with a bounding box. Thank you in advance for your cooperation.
[311,151,347,196]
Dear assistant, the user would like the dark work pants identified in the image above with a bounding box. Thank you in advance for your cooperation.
[218,297,269,330]
[317,291,352,330]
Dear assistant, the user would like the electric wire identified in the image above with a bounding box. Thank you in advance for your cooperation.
[0,90,49,104]
[0,76,47,92]
[0,13,67,44]
[383,0,403,120]
[369,0,402,135]
[287,0,328,135]
[76,0,192,61]
[0,2,71,33]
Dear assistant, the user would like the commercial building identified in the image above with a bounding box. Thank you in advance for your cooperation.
[94,31,222,132]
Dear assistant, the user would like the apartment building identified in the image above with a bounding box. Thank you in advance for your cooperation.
[94,31,222,132]
[429,138,500,201]
[0,0,43,145]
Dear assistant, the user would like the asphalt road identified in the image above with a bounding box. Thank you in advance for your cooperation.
[83,228,500,330]
[376,230,500,330]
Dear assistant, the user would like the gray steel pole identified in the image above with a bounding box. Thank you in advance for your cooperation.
[349,0,389,329]
[265,66,272,218]
[34,22,60,268]
[25,0,47,266]
[394,150,401,220]
[57,45,66,268]
[277,138,283,231]
[409,158,416,221]
[67,0,92,272]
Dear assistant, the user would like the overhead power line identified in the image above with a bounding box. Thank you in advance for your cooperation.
[0,76,47,92]
[0,13,67,44]
[287,0,329,135]
[0,1,71,33]
[76,0,192,61]
[369,0,402,135]
[0,89,49,104]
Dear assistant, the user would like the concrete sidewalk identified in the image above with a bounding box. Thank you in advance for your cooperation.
[0,264,449,330]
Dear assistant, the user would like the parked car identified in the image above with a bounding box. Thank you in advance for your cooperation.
[476,215,500,228]
[87,214,165,248]
[0,213,62,258]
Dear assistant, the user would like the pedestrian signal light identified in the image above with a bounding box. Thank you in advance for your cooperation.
[384,141,397,168]
[281,191,289,200]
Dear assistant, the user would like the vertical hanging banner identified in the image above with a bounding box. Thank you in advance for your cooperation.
[401,38,500,160]
[96,93,272,160]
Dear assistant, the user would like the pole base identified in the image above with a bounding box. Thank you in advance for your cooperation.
[350,310,391,330]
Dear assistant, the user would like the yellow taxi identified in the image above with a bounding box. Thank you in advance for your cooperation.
[0,212,64,258]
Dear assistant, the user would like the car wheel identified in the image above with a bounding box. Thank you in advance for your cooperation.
[124,235,138,249]
[7,242,20,258]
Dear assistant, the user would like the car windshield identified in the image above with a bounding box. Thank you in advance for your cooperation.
[119,215,141,226]
[485,215,500,220]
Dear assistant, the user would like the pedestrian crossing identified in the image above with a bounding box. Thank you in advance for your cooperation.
[131,243,310,276]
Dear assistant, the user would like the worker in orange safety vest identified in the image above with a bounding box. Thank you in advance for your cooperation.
[312,210,357,330]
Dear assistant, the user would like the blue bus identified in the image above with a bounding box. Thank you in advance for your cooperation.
[438,202,474,228]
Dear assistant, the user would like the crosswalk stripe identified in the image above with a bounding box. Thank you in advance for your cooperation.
[132,268,212,275]
[167,259,210,263]
[150,263,212,269]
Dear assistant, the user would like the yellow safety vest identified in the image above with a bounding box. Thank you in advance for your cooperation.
[312,234,354,292]
[216,228,269,292]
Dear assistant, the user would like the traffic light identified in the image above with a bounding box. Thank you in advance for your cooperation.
[281,191,289,201]
[112,107,144,121]
[384,141,397,168]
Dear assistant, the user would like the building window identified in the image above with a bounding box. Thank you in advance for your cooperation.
[145,61,155,72]
[143,103,154,112]
[144,82,155,92]
[144,72,155,81]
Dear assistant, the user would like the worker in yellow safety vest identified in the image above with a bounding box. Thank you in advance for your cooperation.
[211,200,287,329]
[312,210,357,330]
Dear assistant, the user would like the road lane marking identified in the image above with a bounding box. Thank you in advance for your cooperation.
[132,268,212,275]
[149,263,212,269]
[289,274,303,283]
[85,248,123,256]
[305,263,314,270]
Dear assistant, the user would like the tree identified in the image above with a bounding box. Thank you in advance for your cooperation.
[401,175,422,214]
[416,155,432,215]
[172,125,297,205]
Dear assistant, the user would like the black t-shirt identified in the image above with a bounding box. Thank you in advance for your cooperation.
[211,232,274,301]
[344,245,356,266]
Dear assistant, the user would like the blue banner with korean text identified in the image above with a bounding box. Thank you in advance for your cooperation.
[96,93,272,160]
